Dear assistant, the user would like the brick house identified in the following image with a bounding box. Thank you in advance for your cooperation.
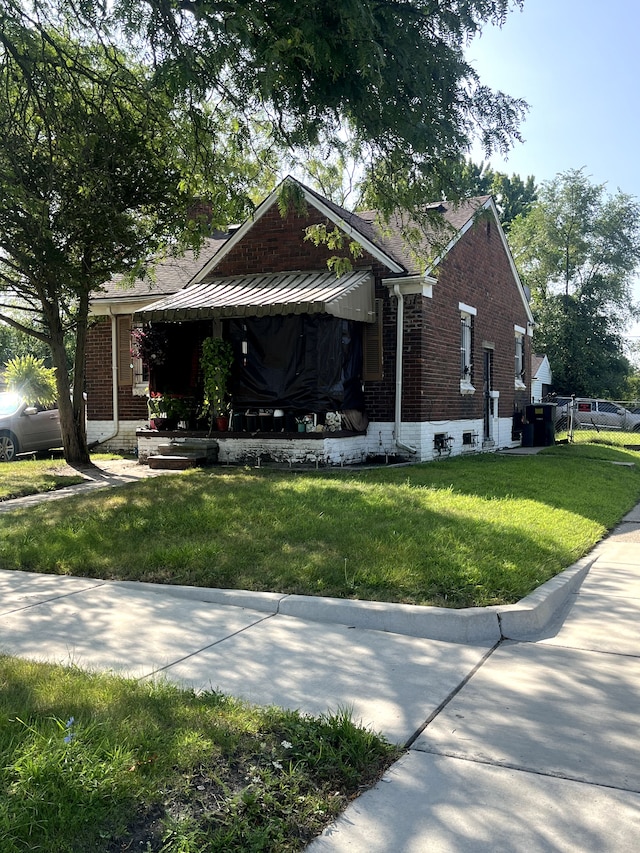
[86,177,533,464]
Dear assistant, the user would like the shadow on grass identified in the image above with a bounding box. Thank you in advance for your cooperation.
[0,458,626,607]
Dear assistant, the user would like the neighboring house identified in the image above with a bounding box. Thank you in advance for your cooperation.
[531,353,553,402]
[86,177,533,464]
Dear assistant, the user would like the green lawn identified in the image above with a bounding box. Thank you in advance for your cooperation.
[0,443,638,607]
[0,657,397,853]
[0,457,85,501]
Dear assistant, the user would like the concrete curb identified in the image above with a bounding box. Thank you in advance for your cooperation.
[278,595,502,644]
[497,555,595,640]
[114,553,595,644]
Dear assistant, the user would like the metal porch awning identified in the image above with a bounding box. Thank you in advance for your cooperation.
[135,269,375,323]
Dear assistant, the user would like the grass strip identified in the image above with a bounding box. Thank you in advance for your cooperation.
[0,656,398,853]
[0,444,638,607]
[0,458,85,501]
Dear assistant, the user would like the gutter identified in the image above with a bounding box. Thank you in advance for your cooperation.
[392,284,417,456]
[93,309,120,446]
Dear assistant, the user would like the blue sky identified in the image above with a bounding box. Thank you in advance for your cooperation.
[467,0,640,196]
[466,0,640,339]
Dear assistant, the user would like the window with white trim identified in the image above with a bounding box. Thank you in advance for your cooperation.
[514,325,526,390]
[459,303,476,395]
[130,319,149,395]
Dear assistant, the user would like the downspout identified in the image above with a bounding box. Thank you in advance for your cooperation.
[93,309,120,446]
[393,284,417,455]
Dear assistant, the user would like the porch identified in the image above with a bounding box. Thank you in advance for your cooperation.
[136,426,370,469]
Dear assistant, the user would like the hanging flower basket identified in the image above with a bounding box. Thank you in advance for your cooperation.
[131,325,169,367]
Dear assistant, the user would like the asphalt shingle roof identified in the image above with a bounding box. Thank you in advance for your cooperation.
[92,234,229,303]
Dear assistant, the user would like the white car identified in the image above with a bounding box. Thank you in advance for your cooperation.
[0,392,63,461]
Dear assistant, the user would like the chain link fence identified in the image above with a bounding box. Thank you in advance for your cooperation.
[546,396,640,446]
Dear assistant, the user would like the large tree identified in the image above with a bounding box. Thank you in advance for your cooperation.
[84,0,527,211]
[508,168,640,397]
[0,13,256,464]
[448,158,537,228]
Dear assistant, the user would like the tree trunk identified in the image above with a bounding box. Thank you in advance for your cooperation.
[47,290,91,467]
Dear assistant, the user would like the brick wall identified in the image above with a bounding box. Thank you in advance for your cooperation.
[363,215,530,423]
[424,214,530,421]
[365,214,530,424]
[86,317,113,419]
[212,203,381,277]
[362,282,399,421]
[86,316,147,421]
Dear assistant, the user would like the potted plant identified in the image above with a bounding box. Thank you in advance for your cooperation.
[201,337,234,434]
[147,393,194,430]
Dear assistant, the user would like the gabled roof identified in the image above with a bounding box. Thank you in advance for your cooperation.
[91,177,533,325]
[193,177,406,282]
[192,177,494,284]
[356,196,493,276]
[532,353,551,378]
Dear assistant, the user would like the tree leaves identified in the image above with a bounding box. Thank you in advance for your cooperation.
[508,168,640,397]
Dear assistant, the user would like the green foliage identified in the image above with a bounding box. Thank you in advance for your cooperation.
[277,179,308,218]
[532,294,632,397]
[201,337,234,420]
[65,0,526,215]
[0,10,261,464]
[4,356,57,405]
[509,168,640,396]
[449,159,538,228]
[0,323,54,367]
[623,369,640,402]
[304,223,364,275]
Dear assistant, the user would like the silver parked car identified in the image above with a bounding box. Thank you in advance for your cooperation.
[555,397,640,432]
[0,392,63,461]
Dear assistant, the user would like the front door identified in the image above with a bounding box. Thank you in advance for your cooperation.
[483,349,493,442]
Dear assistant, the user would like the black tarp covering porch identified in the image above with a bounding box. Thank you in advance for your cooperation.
[227,314,364,412]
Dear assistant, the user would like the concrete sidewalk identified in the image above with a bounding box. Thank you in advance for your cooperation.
[308,513,640,852]
[0,464,639,849]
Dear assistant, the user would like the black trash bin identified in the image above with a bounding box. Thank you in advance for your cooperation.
[522,422,534,447]
[525,404,556,447]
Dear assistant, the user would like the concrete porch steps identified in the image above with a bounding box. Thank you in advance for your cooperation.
[146,439,219,470]
[148,454,200,471]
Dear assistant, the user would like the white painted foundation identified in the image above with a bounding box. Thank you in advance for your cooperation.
[130,417,521,467]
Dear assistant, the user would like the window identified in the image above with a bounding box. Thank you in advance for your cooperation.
[514,325,526,390]
[362,298,384,381]
[117,315,148,394]
[459,303,476,395]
